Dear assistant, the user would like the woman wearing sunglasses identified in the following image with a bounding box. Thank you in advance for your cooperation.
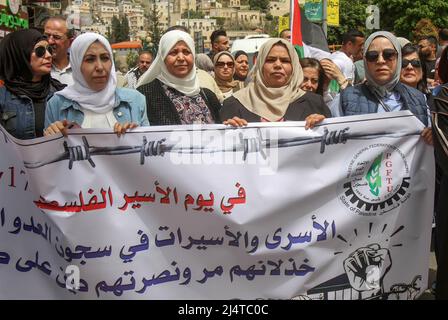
[137,30,222,125]
[330,31,432,144]
[400,44,430,96]
[0,29,65,139]
[213,51,245,101]
[44,33,148,137]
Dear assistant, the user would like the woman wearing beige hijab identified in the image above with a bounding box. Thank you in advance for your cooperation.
[220,38,330,128]
[213,51,244,100]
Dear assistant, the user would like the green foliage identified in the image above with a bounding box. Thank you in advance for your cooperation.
[249,0,269,12]
[326,0,369,45]
[126,50,139,69]
[375,0,448,40]
[182,9,205,19]
[413,18,439,40]
[212,17,226,29]
[110,15,121,44]
[110,15,130,43]
[146,2,162,55]
[326,0,448,45]
[120,16,130,42]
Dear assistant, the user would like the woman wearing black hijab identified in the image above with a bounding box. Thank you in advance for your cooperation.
[0,29,65,139]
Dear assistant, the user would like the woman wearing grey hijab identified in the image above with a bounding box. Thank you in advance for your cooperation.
[330,31,432,144]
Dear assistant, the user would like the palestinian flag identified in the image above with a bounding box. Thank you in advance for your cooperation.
[290,0,304,58]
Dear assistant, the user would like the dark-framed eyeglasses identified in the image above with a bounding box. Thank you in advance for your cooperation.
[34,45,54,58]
[216,61,235,68]
[402,59,422,69]
[365,49,398,62]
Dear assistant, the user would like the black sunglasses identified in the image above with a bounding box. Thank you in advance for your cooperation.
[216,61,234,68]
[402,59,422,69]
[34,45,54,58]
[365,49,397,62]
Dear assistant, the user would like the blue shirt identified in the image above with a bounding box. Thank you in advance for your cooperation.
[45,87,149,128]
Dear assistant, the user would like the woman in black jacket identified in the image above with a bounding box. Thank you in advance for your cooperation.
[136,30,221,125]
[220,38,330,129]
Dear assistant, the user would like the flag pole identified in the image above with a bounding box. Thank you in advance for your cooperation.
[322,0,328,38]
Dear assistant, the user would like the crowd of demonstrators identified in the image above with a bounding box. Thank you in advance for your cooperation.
[207,29,230,63]
[44,17,74,86]
[3,15,448,300]
[136,30,222,126]
[220,38,330,129]
[213,51,245,100]
[124,51,153,89]
[0,29,66,139]
[44,33,148,136]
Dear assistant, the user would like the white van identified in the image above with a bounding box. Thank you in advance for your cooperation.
[230,34,271,67]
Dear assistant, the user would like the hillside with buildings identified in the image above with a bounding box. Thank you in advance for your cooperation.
[21,0,294,51]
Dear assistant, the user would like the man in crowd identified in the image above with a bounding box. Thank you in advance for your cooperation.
[438,29,448,58]
[419,35,438,83]
[280,29,291,41]
[44,17,74,85]
[207,29,230,62]
[125,51,153,89]
[331,30,365,85]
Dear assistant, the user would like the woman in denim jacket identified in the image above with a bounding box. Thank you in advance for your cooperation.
[0,29,65,139]
[45,33,148,137]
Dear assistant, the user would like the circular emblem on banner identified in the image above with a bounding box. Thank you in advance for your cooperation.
[338,143,411,216]
[8,0,20,15]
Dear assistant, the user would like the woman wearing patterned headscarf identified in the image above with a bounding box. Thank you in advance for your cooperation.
[330,31,432,144]
[137,30,222,125]
[220,38,330,128]
[44,33,148,136]
[0,29,65,139]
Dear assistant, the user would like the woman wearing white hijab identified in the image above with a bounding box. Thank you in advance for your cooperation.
[330,31,432,144]
[220,38,330,128]
[44,33,149,136]
[136,30,222,125]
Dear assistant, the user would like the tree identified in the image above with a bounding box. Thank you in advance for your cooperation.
[182,9,204,19]
[249,0,269,12]
[110,15,121,44]
[120,16,130,42]
[413,18,439,40]
[326,0,369,45]
[375,0,448,40]
[126,50,139,69]
[146,1,163,55]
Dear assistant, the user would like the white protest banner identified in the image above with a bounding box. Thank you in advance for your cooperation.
[0,111,434,299]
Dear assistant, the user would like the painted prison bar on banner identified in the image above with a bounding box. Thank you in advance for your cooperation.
[0,111,434,299]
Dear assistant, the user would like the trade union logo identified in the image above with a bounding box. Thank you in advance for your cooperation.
[339,143,411,216]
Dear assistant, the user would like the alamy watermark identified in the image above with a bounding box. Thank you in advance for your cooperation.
[65,265,80,291]
[366,5,380,30]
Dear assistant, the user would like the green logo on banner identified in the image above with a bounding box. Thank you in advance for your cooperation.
[365,154,383,196]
